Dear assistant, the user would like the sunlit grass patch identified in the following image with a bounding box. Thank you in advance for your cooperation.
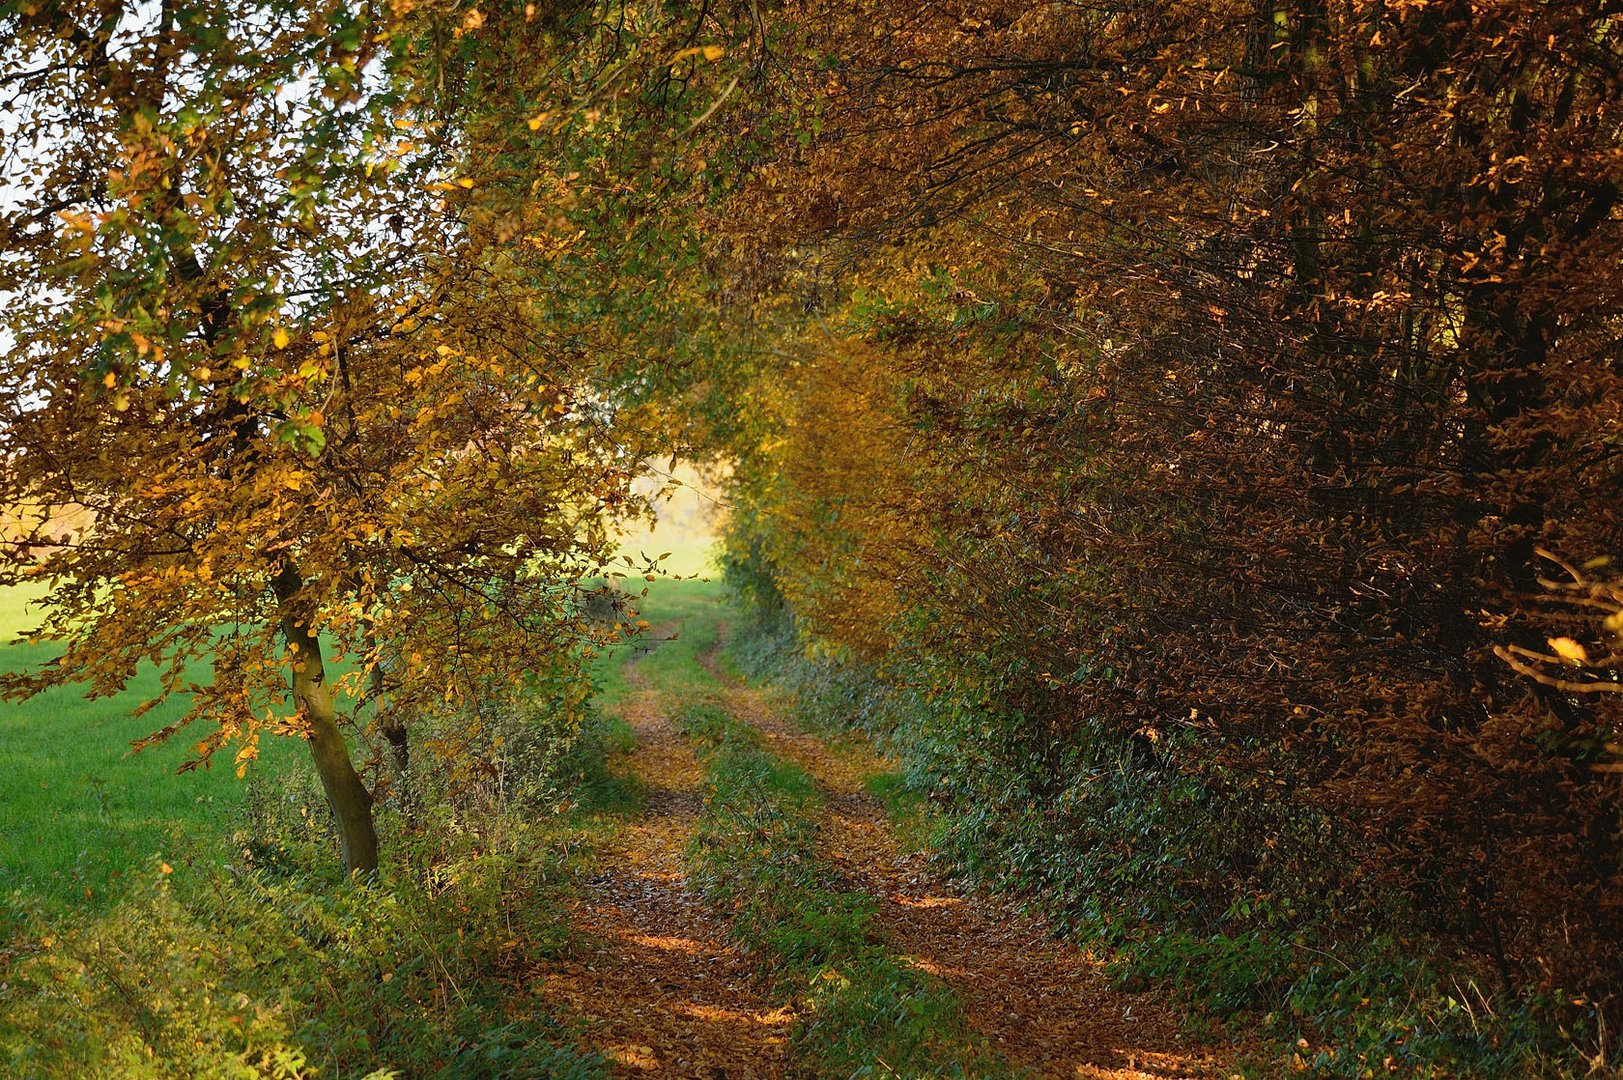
[0,619,300,908]
[587,576,729,708]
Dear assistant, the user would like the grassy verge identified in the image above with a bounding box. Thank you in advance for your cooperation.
[862,770,938,859]
[0,744,619,1079]
[681,701,1007,1078]
[0,607,653,1078]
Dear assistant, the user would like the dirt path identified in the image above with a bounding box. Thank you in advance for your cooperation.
[541,618,1229,1078]
[702,642,1230,1080]
[538,650,794,1077]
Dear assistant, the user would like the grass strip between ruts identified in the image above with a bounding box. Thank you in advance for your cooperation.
[680,701,1012,1079]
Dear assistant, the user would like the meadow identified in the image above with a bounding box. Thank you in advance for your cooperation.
[0,524,717,911]
[0,585,299,909]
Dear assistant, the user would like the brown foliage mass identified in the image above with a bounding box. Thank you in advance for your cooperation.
[709,0,1623,1002]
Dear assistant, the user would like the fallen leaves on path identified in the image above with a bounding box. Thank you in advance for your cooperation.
[540,620,1234,1078]
[538,652,793,1078]
[704,636,1233,1080]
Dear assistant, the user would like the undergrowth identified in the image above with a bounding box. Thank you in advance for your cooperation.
[726,598,1617,1079]
[0,699,638,1079]
[680,701,1010,1078]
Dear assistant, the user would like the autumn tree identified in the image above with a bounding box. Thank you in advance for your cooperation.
[0,0,665,877]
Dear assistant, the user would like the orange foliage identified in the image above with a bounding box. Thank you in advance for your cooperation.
[0,1,670,872]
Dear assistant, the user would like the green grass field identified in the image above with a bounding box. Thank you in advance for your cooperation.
[1,536,722,910]
[0,586,300,908]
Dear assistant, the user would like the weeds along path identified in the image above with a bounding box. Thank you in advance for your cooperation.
[540,636,793,1077]
[700,631,1230,1080]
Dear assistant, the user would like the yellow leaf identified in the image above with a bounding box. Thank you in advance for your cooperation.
[671,45,725,66]
[272,327,290,349]
[1549,637,1589,665]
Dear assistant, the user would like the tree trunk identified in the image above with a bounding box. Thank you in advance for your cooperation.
[274,565,379,879]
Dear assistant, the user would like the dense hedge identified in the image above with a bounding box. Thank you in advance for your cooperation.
[691,0,1623,1063]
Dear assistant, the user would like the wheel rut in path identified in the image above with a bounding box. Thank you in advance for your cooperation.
[701,630,1232,1080]
[539,641,792,1077]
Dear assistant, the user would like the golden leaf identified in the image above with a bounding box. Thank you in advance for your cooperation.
[1549,637,1589,666]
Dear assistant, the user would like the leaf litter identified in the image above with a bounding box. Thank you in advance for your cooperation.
[539,624,1234,1077]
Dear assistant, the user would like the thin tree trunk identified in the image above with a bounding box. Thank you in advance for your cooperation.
[274,565,379,879]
